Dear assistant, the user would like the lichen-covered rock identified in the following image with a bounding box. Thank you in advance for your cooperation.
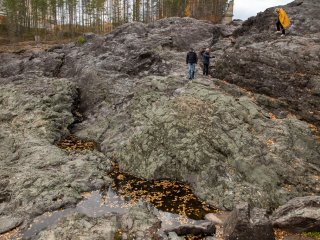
[120,204,161,239]
[36,213,119,240]
[212,0,320,127]
[36,204,161,240]
[0,216,22,234]
[0,8,319,238]
[272,196,320,232]
[0,76,111,226]
[0,17,217,114]
[116,81,320,210]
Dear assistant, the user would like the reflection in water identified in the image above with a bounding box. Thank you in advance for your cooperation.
[22,188,213,239]
[22,190,131,239]
[18,136,220,239]
[21,163,218,239]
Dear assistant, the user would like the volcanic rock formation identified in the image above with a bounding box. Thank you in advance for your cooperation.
[0,0,319,238]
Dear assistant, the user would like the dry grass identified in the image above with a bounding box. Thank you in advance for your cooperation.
[0,39,72,53]
[274,229,320,240]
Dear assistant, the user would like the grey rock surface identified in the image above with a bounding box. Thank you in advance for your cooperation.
[0,14,315,214]
[36,213,119,240]
[115,79,320,210]
[0,6,319,238]
[164,221,216,236]
[36,204,161,240]
[0,75,111,228]
[167,232,184,240]
[205,213,223,225]
[0,216,22,234]
[223,202,275,240]
[212,0,320,127]
[272,196,320,232]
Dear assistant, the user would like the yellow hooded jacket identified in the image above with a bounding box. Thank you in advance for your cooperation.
[278,8,291,29]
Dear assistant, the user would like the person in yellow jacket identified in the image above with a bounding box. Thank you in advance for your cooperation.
[275,8,291,36]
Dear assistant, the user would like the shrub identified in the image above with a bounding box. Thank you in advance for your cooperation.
[302,232,320,239]
[76,36,86,45]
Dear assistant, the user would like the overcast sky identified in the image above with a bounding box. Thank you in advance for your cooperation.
[233,0,293,20]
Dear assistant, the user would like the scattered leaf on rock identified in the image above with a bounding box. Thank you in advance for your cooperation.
[57,135,97,151]
[109,163,219,220]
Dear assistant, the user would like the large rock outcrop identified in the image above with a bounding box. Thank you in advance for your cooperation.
[115,79,319,210]
[212,0,320,127]
[0,6,319,237]
[0,75,111,226]
[0,18,216,114]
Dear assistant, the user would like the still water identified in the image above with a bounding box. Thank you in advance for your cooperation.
[233,0,293,20]
[21,187,215,239]
[19,136,218,239]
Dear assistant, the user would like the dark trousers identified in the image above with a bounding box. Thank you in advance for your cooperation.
[203,63,209,75]
[276,20,285,34]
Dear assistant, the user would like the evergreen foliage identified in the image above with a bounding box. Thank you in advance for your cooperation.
[0,0,228,41]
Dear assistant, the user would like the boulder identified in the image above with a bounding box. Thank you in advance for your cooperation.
[167,232,184,240]
[164,221,216,237]
[116,80,320,210]
[0,216,22,234]
[205,213,223,225]
[272,196,320,232]
[120,204,161,239]
[223,202,275,240]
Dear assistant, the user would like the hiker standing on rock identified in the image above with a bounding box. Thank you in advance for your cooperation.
[201,48,215,76]
[275,8,291,36]
[186,48,198,80]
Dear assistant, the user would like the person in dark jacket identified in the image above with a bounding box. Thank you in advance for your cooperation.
[186,48,198,80]
[201,48,214,76]
[198,48,205,72]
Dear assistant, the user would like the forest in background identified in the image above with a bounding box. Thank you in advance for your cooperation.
[0,0,228,43]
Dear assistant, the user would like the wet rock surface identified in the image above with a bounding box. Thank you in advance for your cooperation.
[36,204,161,240]
[0,1,319,238]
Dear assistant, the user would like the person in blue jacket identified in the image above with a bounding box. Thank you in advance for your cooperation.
[201,48,214,76]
